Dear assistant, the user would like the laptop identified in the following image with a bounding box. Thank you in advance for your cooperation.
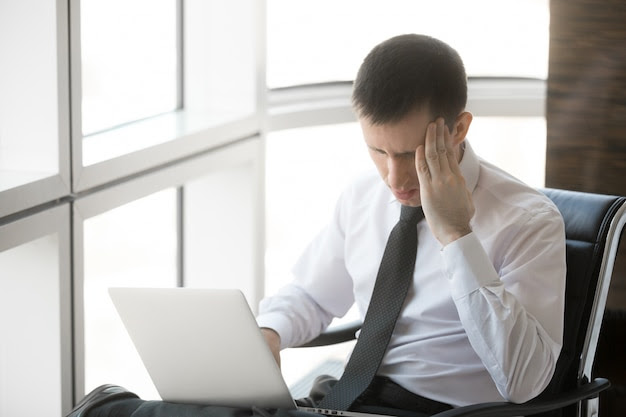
[109,287,380,417]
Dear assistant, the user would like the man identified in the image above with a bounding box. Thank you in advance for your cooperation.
[68,34,566,417]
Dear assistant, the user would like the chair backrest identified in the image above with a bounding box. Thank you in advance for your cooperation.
[299,188,626,416]
[538,188,626,413]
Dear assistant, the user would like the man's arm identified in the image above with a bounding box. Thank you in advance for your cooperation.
[257,284,338,350]
[416,117,566,402]
[257,187,356,350]
[261,327,281,367]
[442,217,565,402]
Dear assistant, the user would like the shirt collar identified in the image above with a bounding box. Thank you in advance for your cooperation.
[387,139,480,205]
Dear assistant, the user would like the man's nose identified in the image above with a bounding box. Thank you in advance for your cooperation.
[387,158,412,189]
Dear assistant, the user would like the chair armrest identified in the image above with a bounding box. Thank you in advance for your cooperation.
[293,320,610,416]
[432,378,610,417]
[296,320,361,347]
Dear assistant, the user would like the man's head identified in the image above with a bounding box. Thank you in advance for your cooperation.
[352,34,467,128]
[354,34,472,207]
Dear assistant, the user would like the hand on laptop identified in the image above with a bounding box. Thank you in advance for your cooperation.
[261,327,281,368]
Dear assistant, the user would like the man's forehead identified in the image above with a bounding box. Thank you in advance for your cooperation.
[360,112,431,145]
[357,105,434,126]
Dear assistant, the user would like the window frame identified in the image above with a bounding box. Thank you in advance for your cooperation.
[71,135,265,399]
[0,0,550,410]
[0,203,72,414]
[267,77,546,132]
[0,0,71,218]
[69,0,265,193]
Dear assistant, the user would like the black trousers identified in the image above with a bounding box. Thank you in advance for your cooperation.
[90,376,452,417]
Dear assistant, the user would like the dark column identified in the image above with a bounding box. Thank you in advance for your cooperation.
[546,0,626,414]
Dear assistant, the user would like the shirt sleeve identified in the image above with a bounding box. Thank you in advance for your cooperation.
[256,190,355,349]
[256,284,337,350]
[441,209,566,403]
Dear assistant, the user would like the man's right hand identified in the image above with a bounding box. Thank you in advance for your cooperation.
[261,327,281,368]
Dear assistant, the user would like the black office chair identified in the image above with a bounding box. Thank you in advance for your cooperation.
[297,188,626,417]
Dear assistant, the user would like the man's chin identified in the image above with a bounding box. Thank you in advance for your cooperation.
[396,196,421,207]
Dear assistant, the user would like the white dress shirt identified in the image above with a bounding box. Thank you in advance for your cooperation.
[256,141,566,407]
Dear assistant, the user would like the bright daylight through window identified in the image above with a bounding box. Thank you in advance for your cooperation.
[75,0,550,402]
[267,0,548,87]
[265,0,549,297]
[80,0,178,136]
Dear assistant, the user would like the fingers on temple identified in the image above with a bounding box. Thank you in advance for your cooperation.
[416,145,431,179]
[424,121,441,173]
[436,119,451,173]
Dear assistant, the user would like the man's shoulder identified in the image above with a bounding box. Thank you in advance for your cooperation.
[474,159,561,220]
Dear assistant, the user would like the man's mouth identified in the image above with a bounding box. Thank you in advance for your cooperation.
[393,189,417,201]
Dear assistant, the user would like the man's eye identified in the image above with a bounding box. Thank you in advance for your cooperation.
[369,148,386,156]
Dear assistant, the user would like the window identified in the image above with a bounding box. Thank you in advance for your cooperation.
[75,136,265,399]
[265,123,371,294]
[264,117,546,297]
[184,166,261,299]
[0,205,70,415]
[0,2,552,411]
[83,189,177,399]
[470,116,546,188]
[264,116,546,392]
[0,1,63,194]
[0,235,63,415]
[80,0,179,136]
[73,0,260,192]
[265,124,369,392]
[267,0,549,88]
[265,1,549,304]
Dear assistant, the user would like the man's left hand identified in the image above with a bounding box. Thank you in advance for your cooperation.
[416,118,475,246]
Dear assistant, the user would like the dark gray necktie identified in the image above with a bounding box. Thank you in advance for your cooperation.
[318,205,424,410]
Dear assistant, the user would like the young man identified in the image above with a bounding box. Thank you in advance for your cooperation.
[68,34,566,417]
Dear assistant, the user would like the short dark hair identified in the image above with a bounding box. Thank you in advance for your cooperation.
[352,34,467,126]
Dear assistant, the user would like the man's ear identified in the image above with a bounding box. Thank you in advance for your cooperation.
[451,112,473,145]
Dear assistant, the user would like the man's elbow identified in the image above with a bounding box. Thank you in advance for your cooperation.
[502,349,560,404]
[503,388,543,404]
[502,375,552,404]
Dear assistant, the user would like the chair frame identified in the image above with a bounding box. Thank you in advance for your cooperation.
[296,188,626,417]
[577,190,626,417]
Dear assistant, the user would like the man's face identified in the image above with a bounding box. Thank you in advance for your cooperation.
[360,108,436,207]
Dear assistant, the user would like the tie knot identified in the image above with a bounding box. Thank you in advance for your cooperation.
[400,205,424,225]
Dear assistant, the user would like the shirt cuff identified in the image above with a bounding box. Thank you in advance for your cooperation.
[441,232,501,300]
[256,312,294,350]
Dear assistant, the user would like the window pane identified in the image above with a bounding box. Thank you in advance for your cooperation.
[265,124,368,393]
[184,166,259,300]
[265,118,546,294]
[0,235,62,416]
[265,118,546,392]
[267,0,549,88]
[0,0,59,189]
[469,116,546,188]
[83,189,177,399]
[265,123,371,296]
[81,0,178,135]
